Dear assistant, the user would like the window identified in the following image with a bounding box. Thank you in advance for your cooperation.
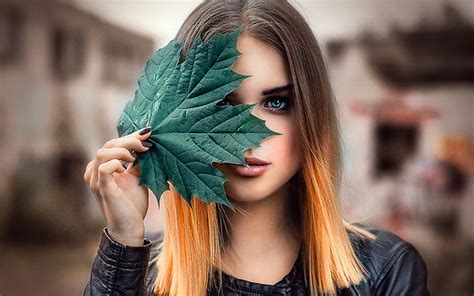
[0,5,23,65]
[102,39,146,87]
[50,26,86,79]
[373,122,420,178]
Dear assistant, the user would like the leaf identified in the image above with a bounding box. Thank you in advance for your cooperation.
[116,25,282,209]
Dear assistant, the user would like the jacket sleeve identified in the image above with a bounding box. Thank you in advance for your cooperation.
[373,245,430,296]
[83,227,158,296]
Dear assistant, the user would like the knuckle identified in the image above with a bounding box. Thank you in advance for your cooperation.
[90,181,99,193]
[132,138,142,147]
[84,161,93,173]
[95,149,102,160]
[134,139,147,151]
[104,139,115,147]
[97,163,107,175]
[127,151,136,161]
[119,147,131,157]
[97,184,107,196]
[97,185,106,197]
[113,159,122,167]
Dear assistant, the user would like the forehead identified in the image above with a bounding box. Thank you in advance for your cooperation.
[231,33,290,101]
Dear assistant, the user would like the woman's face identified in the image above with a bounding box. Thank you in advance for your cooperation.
[213,33,301,203]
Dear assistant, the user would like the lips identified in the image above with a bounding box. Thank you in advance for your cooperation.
[244,156,271,166]
[229,156,272,177]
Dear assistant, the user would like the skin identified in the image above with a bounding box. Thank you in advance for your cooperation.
[83,128,152,246]
[83,32,302,285]
[213,33,303,285]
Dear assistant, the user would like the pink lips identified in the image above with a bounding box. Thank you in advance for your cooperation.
[230,156,272,177]
[244,156,271,165]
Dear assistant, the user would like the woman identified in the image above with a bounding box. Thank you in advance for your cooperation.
[83,1,430,295]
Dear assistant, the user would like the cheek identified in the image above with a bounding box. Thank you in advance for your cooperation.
[270,134,296,163]
[265,118,300,173]
[212,115,301,202]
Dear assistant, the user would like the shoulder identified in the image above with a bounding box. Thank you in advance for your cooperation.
[143,229,165,293]
[347,223,430,295]
[347,223,419,271]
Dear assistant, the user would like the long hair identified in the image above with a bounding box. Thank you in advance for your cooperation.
[153,1,376,295]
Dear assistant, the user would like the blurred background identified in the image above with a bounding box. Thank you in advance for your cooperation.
[0,0,472,295]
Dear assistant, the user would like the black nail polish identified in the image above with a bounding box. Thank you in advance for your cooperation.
[121,160,128,170]
[131,157,138,168]
[142,141,153,148]
[138,127,152,135]
[130,149,137,158]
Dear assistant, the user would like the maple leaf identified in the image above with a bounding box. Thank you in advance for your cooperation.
[116,25,281,209]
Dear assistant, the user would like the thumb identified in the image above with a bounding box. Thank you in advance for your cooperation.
[127,160,142,178]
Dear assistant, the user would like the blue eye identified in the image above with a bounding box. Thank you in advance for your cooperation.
[264,96,292,113]
[216,99,231,106]
[216,96,293,113]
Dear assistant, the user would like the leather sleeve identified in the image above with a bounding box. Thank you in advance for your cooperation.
[83,227,154,296]
[373,245,430,296]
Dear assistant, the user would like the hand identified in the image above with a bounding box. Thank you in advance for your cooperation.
[83,127,153,246]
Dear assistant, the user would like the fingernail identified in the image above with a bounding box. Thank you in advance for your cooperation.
[142,141,153,148]
[120,160,128,169]
[130,150,137,158]
[138,126,152,135]
[131,157,138,168]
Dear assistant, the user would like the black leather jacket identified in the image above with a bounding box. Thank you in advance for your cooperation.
[83,223,430,295]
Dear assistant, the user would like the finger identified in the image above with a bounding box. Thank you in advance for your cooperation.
[97,159,127,190]
[91,147,135,189]
[128,126,153,139]
[102,135,152,153]
[106,126,152,146]
[95,147,136,165]
[90,162,98,191]
[84,160,96,184]
[127,160,143,178]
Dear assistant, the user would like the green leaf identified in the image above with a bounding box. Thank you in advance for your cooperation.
[116,25,282,209]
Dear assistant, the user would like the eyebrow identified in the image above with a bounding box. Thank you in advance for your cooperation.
[262,84,293,96]
[227,84,293,99]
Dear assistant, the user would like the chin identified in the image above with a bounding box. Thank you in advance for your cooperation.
[214,162,289,204]
[223,175,278,204]
[226,193,268,204]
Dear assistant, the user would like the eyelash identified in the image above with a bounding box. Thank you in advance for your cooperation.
[217,96,292,113]
[263,96,292,113]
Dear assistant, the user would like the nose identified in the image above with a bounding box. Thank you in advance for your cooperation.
[243,149,254,158]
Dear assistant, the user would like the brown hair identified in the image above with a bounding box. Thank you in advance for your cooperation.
[153,1,376,295]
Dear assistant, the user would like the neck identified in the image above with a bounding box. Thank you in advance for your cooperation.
[221,182,300,264]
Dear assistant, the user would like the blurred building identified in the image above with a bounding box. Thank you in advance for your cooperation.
[326,3,474,241]
[0,0,154,242]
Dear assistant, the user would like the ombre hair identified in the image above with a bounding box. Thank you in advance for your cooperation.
[153,1,376,295]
